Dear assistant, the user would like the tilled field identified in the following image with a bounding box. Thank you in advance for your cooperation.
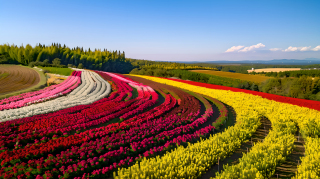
[0,65,40,95]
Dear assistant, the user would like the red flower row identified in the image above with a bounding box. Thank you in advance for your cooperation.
[161,77,320,111]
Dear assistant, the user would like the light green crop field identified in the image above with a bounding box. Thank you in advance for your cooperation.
[39,67,74,76]
[190,70,271,83]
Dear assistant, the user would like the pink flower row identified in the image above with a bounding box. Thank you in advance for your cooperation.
[20,92,200,178]
[0,71,81,111]
[83,97,215,179]
[0,72,156,158]
[0,75,140,148]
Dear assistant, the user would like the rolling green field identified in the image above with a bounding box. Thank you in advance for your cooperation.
[190,70,271,83]
[39,67,74,76]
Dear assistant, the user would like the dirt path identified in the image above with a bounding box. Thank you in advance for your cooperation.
[199,98,220,129]
[270,129,305,179]
[201,115,272,179]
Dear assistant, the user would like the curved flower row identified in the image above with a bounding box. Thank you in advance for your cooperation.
[83,93,215,179]
[0,72,144,150]
[294,137,320,179]
[0,75,118,134]
[0,71,81,111]
[0,74,149,178]
[112,75,320,179]
[0,71,234,179]
[75,79,228,179]
[0,71,111,122]
[0,72,229,179]
[163,77,320,111]
[0,72,156,157]
[162,77,320,178]
[1,72,318,179]
[206,97,228,130]
[15,94,175,178]
[0,71,71,106]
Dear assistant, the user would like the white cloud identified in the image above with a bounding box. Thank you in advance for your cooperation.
[300,46,312,51]
[226,44,320,53]
[269,48,282,51]
[283,46,299,52]
[225,45,244,52]
[238,43,265,52]
[283,46,318,52]
[312,45,320,51]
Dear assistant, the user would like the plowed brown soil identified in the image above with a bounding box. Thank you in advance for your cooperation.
[0,65,40,95]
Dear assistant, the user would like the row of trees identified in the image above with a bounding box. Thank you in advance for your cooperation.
[2,43,319,101]
[128,59,217,70]
[130,68,320,101]
[130,68,259,91]
[192,63,320,74]
[0,43,132,73]
[261,69,320,78]
[0,43,217,73]
[261,76,320,100]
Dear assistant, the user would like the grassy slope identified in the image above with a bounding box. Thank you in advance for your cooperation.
[39,66,74,76]
[0,65,47,100]
[190,70,271,83]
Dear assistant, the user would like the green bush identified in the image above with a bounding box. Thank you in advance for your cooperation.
[130,68,320,101]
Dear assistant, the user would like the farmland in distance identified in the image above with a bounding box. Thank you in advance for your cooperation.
[247,68,301,73]
[190,70,271,83]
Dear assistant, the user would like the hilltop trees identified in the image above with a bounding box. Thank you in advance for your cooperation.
[0,43,131,73]
[0,43,217,73]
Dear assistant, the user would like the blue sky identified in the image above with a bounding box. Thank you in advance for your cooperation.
[0,0,319,61]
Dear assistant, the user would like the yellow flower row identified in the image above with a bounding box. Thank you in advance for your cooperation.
[293,137,320,179]
[113,75,320,178]
[214,126,296,178]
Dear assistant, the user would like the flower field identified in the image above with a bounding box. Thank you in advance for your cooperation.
[0,70,319,179]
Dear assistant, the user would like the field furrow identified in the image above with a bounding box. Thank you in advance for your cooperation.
[0,65,40,95]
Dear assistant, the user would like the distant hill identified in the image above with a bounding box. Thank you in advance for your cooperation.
[169,58,320,65]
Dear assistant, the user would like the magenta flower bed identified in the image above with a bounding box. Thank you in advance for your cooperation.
[0,72,225,179]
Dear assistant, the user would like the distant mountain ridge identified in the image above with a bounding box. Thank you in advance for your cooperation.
[167,58,320,65]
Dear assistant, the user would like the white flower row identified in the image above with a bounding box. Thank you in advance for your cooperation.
[0,71,111,122]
